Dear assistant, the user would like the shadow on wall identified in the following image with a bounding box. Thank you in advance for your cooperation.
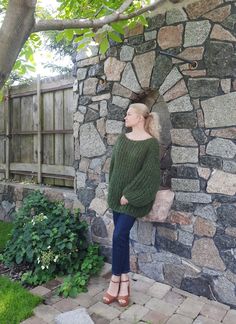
[128,88,172,187]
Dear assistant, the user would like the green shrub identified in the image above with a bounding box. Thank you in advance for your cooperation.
[58,244,104,298]
[3,190,104,292]
[0,220,14,252]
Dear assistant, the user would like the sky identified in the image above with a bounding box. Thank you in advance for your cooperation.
[32,0,73,78]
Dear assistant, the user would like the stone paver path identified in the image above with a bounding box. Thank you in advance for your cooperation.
[21,265,236,324]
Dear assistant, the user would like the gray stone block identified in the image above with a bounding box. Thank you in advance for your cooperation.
[188,78,220,98]
[178,230,194,246]
[184,20,211,47]
[201,92,236,128]
[138,261,164,282]
[168,95,193,113]
[144,30,157,41]
[175,192,212,203]
[120,62,141,93]
[223,160,236,174]
[112,96,130,109]
[204,41,236,78]
[194,205,217,222]
[80,123,106,157]
[213,277,236,305]
[151,55,173,89]
[171,147,198,164]
[120,45,134,61]
[171,179,200,192]
[166,8,188,25]
[137,221,155,245]
[55,308,94,324]
[206,138,236,158]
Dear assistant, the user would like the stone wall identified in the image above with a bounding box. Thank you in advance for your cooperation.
[72,0,236,307]
[0,182,83,222]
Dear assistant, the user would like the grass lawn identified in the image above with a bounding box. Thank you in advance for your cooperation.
[0,276,42,324]
[0,220,14,252]
[0,221,42,323]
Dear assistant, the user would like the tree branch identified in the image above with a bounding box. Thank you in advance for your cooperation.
[33,0,165,32]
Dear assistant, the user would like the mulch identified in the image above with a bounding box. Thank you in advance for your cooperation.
[0,261,29,283]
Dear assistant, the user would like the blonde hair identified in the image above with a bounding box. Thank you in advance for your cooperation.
[129,103,161,141]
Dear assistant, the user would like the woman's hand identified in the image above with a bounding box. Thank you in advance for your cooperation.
[120,195,129,205]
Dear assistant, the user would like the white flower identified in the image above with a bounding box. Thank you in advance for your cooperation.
[41,265,45,270]
[53,255,59,262]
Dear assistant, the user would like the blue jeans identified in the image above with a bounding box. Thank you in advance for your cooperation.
[112,210,136,276]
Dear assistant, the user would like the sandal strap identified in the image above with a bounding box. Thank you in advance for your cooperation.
[120,279,129,282]
[111,279,120,283]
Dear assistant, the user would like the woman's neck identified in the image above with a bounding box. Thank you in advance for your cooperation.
[127,127,152,140]
[130,125,146,135]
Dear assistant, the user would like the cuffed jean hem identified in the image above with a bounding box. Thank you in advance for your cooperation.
[112,270,130,276]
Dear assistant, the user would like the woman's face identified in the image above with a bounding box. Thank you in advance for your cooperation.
[124,107,142,128]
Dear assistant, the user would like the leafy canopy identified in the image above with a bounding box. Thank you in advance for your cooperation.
[0,0,149,82]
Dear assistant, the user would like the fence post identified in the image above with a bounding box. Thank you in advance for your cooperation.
[37,74,42,184]
[4,87,10,180]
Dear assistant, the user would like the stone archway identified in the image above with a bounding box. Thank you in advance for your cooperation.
[73,1,236,307]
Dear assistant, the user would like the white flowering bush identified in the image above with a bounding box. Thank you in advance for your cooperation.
[3,191,103,288]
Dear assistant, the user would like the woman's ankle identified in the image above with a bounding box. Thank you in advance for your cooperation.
[121,273,129,281]
[111,274,120,282]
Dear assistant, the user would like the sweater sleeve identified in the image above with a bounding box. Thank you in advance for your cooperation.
[122,141,160,207]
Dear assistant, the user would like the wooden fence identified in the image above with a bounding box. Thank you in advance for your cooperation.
[0,74,75,187]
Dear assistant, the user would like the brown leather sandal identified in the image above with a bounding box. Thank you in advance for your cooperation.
[102,279,120,304]
[117,279,130,307]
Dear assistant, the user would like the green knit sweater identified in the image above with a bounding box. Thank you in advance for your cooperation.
[108,133,160,218]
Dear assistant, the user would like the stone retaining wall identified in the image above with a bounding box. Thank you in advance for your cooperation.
[71,0,236,307]
[0,182,83,222]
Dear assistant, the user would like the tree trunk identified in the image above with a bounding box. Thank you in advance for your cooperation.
[0,0,36,89]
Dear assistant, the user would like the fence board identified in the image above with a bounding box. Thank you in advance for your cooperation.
[54,90,64,186]
[43,92,55,185]
[7,163,74,176]
[11,98,21,163]
[20,96,34,164]
[33,95,38,164]
[5,90,10,179]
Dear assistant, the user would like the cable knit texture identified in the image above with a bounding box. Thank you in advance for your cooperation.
[108,134,160,218]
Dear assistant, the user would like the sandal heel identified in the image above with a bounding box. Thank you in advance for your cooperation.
[103,279,120,305]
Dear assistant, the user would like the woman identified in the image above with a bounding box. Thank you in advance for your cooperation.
[103,103,161,307]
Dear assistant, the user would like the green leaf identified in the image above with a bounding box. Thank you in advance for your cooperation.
[111,23,125,35]
[108,32,122,43]
[56,32,65,42]
[16,254,23,265]
[100,36,109,54]
[139,15,148,27]
[67,242,72,249]
[64,29,75,41]
[69,287,78,298]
